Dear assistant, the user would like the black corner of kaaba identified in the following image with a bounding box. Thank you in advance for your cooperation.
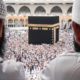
[28,16,59,44]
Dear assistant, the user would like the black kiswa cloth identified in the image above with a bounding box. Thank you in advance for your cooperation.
[28,16,59,44]
[29,29,52,44]
[28,16,59,24]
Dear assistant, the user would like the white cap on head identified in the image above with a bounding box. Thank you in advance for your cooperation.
[0,0,7,19]
[72,0,80,24]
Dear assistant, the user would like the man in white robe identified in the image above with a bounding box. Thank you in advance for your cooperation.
[0,0,26,80]
[40,0,80,80]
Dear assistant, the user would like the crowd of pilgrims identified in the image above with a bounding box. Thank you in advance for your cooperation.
[3,27,74,80]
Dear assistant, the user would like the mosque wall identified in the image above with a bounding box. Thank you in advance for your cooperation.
[5,3,73,29]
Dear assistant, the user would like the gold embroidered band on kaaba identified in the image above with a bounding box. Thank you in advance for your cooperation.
[28,23,59,30]
[28,23,59,27]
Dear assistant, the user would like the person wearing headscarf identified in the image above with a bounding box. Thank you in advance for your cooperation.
[0,0,26,80]
[40,0,80,80]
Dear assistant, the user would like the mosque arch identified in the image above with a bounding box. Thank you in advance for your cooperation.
[19,6,31,16]
[51,6,62,13]
[8,19,14,27]
[7,6,15,15]
[35,6,46,14]
[67,6,72,14]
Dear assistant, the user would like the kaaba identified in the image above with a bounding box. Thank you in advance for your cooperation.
[28,16,59,44]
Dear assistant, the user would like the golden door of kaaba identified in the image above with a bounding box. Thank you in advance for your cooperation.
[28,16,59,44]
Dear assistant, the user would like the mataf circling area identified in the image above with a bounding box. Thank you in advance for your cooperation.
[4,28,73,80]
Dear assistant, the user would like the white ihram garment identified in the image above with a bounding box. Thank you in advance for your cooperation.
[0,59,26,80]
[41,52,80,80]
